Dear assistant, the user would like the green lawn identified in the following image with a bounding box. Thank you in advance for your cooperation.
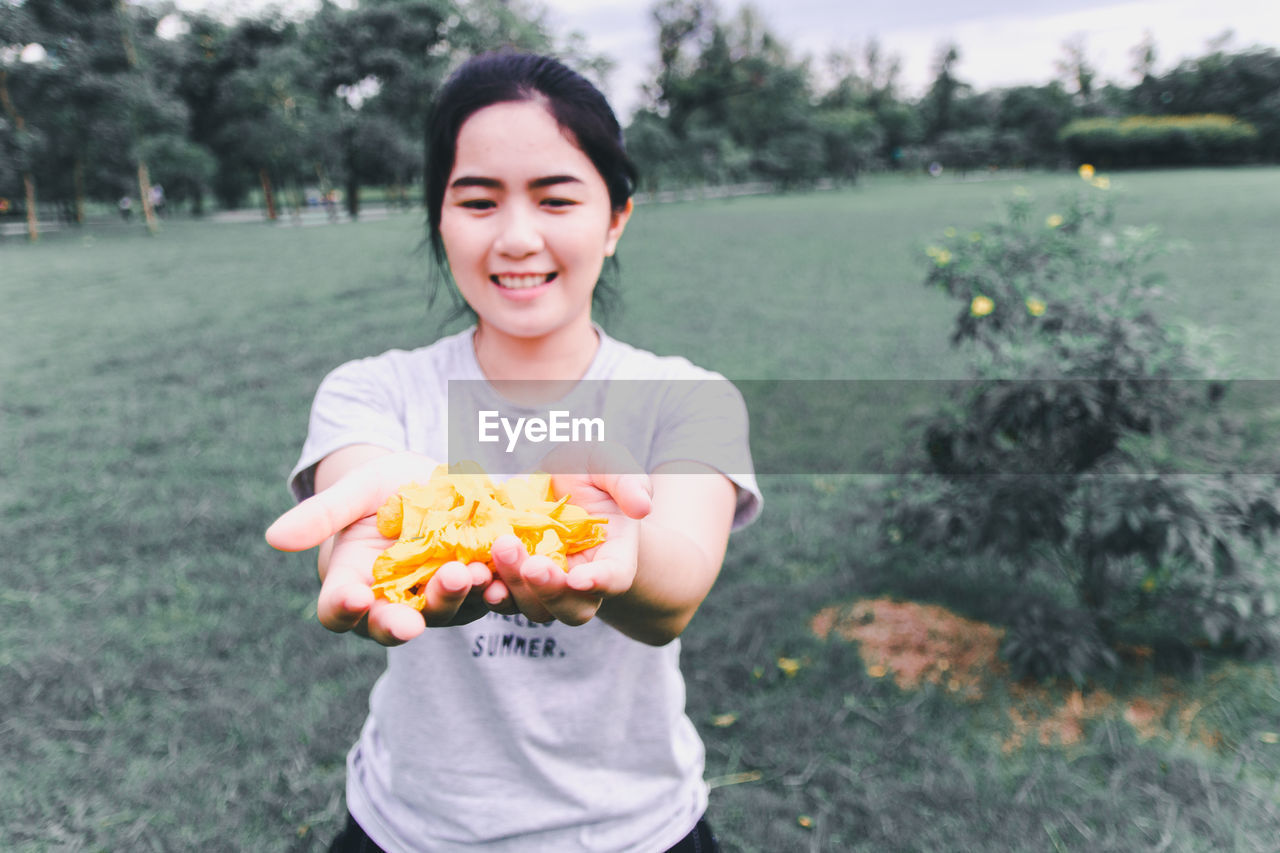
[3,167,1279,851]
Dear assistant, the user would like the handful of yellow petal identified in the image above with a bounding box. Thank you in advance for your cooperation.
[371,462,608,611]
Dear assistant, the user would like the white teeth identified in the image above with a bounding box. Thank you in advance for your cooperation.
[495,274,550,289]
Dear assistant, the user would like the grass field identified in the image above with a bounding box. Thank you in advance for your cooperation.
[3,167,1280,851]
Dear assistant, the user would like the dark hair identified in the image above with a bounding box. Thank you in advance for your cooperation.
[424,51,638,322]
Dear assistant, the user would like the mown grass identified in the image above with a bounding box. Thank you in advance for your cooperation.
[3,167,1280,851]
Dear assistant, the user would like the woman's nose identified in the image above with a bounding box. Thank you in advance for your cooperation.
[494,206,544,258]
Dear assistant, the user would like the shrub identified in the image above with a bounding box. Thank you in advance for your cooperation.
[1058,114,1259,168]
[888,182,1280,680]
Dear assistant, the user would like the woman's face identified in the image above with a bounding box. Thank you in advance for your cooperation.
[439,100,631,347]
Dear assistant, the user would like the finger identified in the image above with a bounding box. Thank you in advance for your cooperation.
[419,562,476,628]
[483,578,516,612]
[586,444,652,519]
[316,577,375,633]
[606,472,653,519]
[266,487,383,553]
[266,454,424,552]
[564,556,634,598]
[491,540,554,622]
[467,561,493,587]
[365,600,427,645]
[490,534,526,568]
[522,556,601,626]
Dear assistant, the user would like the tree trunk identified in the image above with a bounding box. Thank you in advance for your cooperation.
[22,172,38,243]
[73,157,86,224]
[137,162,158,234]
[0,69,38,242]
[260,169,277,220]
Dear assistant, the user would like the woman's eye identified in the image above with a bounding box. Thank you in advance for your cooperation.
[460,199,495,210]
[542,198,577,209]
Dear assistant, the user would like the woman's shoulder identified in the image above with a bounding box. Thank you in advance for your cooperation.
[595,329,725,383]
[325,327,478,383]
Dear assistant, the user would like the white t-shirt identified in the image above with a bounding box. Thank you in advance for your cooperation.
[288,326,762,853]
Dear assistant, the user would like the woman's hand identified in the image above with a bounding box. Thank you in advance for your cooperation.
[265,450,493,646]
[485,443,652,626]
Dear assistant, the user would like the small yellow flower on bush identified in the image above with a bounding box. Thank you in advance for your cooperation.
[1091,176,1111,190]
[1026,298,1046,317]
[371,462,608,610]
[925,245,952,267]
[970,295,995,317]
[867,664,888,678]
[1046,213,1064,228]
[1078,163,1095,180]
[776,656,803,677]
[944,226,957,238]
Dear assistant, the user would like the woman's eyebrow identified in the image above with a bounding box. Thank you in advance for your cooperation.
[449,174,585,190]
[528,175,584,189]
[450,176,502,190]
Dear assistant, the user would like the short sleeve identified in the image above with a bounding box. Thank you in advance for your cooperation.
[649,377,762,530]
[287,357,409,501]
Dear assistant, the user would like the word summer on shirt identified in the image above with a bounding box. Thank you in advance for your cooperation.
[472,613,568,659]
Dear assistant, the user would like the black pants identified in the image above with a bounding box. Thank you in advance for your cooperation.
[328,811,721,853]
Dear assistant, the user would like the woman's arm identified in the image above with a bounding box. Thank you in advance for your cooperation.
[599,463,737,645]
[485,454,739,646]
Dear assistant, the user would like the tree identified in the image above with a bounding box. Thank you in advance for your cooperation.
[1056,34,1097,104]
[920,42,967,143]
[639,1,821,186]
[996,83,1076,166]
[0,3,44,240]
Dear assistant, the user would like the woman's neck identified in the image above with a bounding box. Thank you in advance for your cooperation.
[472,319,600,382]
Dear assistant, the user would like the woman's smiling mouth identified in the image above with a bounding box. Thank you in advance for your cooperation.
[492,272,558,290]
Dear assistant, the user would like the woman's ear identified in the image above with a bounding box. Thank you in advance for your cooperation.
[604,198,634,258]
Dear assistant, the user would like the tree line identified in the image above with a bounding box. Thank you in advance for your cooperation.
[3,0,1279,239]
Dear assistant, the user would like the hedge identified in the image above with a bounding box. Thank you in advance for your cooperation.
[1058,114,1259,168]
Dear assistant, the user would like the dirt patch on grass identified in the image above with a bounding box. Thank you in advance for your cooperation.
[811,598,1007,701]
[812,597,1224,752]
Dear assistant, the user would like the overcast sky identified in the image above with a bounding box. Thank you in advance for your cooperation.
[170,0,1280,119]
[536,0,1279,118]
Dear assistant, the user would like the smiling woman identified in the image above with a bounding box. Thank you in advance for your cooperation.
[264,51,761,853]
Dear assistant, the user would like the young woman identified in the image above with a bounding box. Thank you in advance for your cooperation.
[266,52,761,852]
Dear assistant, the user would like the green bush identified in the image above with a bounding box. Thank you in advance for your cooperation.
[887,186,1280,680]
[1059,114,1259,168]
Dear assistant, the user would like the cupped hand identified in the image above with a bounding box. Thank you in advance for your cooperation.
[487,443,652,626]
[264,452,493,645]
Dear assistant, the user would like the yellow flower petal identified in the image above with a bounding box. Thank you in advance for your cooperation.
[371,464,609,607]
[1026,298,1046,317]
[1078,163,1095,180]
[970,295,995,317]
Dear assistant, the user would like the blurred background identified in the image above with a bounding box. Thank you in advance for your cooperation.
[4,1,1280,851]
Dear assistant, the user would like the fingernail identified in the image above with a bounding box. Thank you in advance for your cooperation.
[526,566,550,585]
